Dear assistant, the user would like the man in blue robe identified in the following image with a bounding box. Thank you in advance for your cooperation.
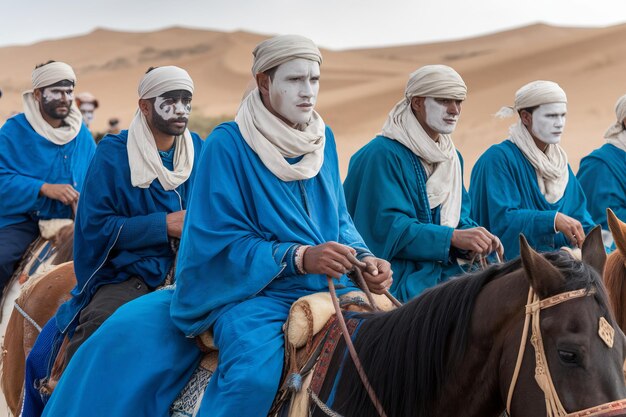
[42,34,392,417]
[0,61,95,291]
[470,80,595,259]
[22,66,203,417]
[578,94,626,248]
[344,65,501,302]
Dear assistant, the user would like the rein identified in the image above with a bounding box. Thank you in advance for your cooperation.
[324,253,401,417]
[506,287,626,416]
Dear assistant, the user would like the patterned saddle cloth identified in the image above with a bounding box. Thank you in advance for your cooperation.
[170,290,396,417]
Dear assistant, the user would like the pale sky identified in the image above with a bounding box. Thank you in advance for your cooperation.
[2,0,625,49]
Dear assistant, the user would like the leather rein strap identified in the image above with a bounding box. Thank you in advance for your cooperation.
[506,287,626,416]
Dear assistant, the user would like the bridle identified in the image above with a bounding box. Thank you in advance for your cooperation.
[506,286,626,417]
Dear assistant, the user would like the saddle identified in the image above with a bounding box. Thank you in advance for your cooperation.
[171,290,396,417]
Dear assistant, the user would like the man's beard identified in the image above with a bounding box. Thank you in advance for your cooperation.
[151,112,188,136]
[41,98,70,120]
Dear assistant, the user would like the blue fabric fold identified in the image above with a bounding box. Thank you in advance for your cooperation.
[0,113,95,228]
[470,139,596,259]
[55,130,203,334]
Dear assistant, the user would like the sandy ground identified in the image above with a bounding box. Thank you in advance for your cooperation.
[1,24,626,180]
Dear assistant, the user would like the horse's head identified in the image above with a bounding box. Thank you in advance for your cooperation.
[507,230,626,417]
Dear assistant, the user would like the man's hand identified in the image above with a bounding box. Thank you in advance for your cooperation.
[360,256,393,294]
[166,210,186,238]
[451,227,501,256]
[303,241,356,279]
[39,183,79,206]
[555,213,585,248]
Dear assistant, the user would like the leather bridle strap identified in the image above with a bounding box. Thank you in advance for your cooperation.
[506,288,593,416]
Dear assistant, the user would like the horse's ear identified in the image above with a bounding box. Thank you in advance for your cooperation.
[608,208,626,255]
[581,225,606,276]
[519,234,564,298]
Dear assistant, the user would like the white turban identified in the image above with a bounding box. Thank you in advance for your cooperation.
[251,34,322,75]
[137,66,194,99]
[404,65,467,100]
[604,94,626,139]
[496,80,567,118]
[127,66,195,190]
[31,62,76,89]
[22,61,82,145]
[499,80,569,203]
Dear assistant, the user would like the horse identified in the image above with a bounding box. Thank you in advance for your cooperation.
[603,208,626,333]
[167,227,625,417]
[0,222,75,417]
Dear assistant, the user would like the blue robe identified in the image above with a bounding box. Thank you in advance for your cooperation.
[343,135,478,302]
[577,143,626,238]
[42,122,368,417]
[55,130,204,335]
[0,113,95,228]
[470,139,595,259]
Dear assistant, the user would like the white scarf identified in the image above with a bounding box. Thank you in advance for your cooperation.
[508,121,569,203]
[22,92,82,145]
[382,99,462,227]
[127,66,195,190]
[235,89,325,182]
[605,94,626,152]
[127,111,194,191]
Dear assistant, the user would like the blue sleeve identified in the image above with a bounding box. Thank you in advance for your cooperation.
[345,140,453,263]
[470,148,558,259]
[578,157,623,230]
[116,212,169,251]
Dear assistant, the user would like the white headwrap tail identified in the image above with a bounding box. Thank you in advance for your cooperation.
[251,34,322,75]
[501,80,569,203]
[22,61,82,145]
[381,65,466,227]
[235,35,326,181]
[605,94,626,152]
[127,66,195,190]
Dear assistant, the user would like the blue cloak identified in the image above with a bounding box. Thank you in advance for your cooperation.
[171,122,369,337]
[577,143,626,234]
[343,135,477,302]
[470,139,595,259]
[0,113,95,228]
[55,130,203,334]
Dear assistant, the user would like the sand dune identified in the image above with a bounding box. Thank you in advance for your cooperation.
[1,24,625,178]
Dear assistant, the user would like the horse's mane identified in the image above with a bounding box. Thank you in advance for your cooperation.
[335,251,606,417]
[51,224,74,265]
[605,250,626,330]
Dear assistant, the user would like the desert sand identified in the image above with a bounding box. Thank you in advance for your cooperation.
[1,24,625,179]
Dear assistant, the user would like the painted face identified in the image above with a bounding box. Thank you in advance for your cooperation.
[40,85,74,120]
[530,102,567,144]
[151,90,192,136]
[79,102,96,126]
[424,97,462,135]
[268,58,320,127]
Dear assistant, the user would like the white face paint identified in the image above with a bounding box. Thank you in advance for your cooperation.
[42,86,74,103]
[154,96,192,121]
[424,97,461,135]
[268,58,320,127]
[79,102,96,126]
[530,102,567,144]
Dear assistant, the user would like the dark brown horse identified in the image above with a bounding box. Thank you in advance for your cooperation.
[0,224,76,416]
[305,228,626,417]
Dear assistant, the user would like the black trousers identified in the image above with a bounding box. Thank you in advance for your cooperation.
[65,276,150,361]
[0,219,40,291]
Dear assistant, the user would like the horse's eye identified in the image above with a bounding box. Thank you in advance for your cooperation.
[558,350,578,364]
